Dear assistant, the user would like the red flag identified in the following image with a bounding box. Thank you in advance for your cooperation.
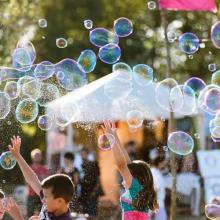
[159,0,217,12]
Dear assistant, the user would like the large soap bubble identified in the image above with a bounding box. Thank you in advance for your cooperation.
[0,151,16,170]
[37,83,60,107]
[22,78,42,100]
[205,204,220,220]
[55,59,87,91]
[89,28,119,47]
[155,78,183,112]
[15,98,39,124]
[178,33,199,54]
[168,131,194,155]
[211,21,220,49]
[4,81,20,100]
[132,64,153,86]
[77,49,97,73]
[34,61,55,80]
[0,92,10,119]
[184,77,206,97]
[98,43,121,64]
[112,62,132,73]
[113,17,133,37]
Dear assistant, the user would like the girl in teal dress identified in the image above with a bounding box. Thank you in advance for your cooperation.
[102,121,159,220]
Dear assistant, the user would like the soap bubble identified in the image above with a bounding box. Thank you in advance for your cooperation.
[205,204,220,220]
[4,81,20,100]
[0,92,10,119]
[113,17,133,37]
[208,63,217,72]
[34,61,55,80]
[211,21,220,49]
[98,43,121,64]
[168,131,194,155]
[178,33,199,54]
[184,77,206,97]
[56,38,68,48]
[84,19,93,29]
[0,151,16,170]
[37,115,53,130]
[98,134,115,151]
[38,19,47,28]
[147,1,157,10]
[89,28,119,47]
[15,98,39,124]
[167,31,177,43]
[112,62,132,73]
[212,70,220,86]
[132,64,153,86]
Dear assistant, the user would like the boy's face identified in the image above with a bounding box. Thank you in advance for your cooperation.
[0,198,5,219]
[42,187,65,213]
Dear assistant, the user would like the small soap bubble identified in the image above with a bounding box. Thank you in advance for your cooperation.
[84,19,93,29]
[147,1,157,10]
[208,63,216,72]
[38,19,47,28]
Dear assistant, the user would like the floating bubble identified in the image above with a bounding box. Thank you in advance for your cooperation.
[98,133,115,151]
[34,61,55,80]
[22,78,41,100]
[77,49,97,73]
[104,75,132,100]
[55,58,87,91]
[38,19,47,28]
[89,28,119,47]
[12,48,32,70]
[84,19,93,29]
[188,55,193,59]
[209,63,217,72]
[98,43,121,64]
[56,38,68,48]
[0,92,10,119]
[0,151,16,170]
[173,85,196,116]
[167,31,177,43]
[132,64,153,86]
[198,85,220,115]
[37,115,53,130]
[209,119,220,141]
[184,77,206,97]
[211,21,220,49]
[167,131,194,155]
[147,1,157,10]
[126,110,144,129]
[212,70,220,86]
[194,133,200,139]
[113,17,133,37]
[4,81,19,100]
[56,71,65,80]
[155,78,183,112]
[37,83,60,107]
[16,40,36,67]
[112,62,132,73]
[178,33,199,54]
[15,98,39,124]
[205,204,220,220]
[163,146,168,151]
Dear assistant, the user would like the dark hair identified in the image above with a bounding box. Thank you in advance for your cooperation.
[41,174,74,203]
[125,140,136,147]
[152,155,166,167]
[127,160,159,212]
[0,190,5,199]
[64,152,75,162]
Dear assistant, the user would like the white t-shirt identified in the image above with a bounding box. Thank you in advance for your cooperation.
[151,167,166,208]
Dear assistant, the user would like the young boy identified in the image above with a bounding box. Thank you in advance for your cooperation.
[0,190,24,220]
[9,136,74,220]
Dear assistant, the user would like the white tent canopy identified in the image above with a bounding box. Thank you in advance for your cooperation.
[47,70,185,123]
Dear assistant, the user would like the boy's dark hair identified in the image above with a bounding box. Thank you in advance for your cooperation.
[41,174,74,203]
[0,190,5,198]
[64,152,75,162]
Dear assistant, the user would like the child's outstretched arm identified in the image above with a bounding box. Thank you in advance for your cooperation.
[5,197,24,220]
[9,136,42,196]
[102,121,132,188]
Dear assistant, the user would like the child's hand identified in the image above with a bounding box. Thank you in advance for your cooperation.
[102,120,116,134]
[28,216,39,220]
[4,197,16,211]
[8,136,21,158]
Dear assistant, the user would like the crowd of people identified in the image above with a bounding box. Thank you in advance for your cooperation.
[0,121,218,220]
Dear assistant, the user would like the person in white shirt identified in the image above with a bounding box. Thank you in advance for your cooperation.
[150,150,168,220]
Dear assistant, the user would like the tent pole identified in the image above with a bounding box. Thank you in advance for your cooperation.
[160,8,177,220]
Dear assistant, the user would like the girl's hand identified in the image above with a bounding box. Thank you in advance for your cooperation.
[101,120,116,134]
[8,136,21,159]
